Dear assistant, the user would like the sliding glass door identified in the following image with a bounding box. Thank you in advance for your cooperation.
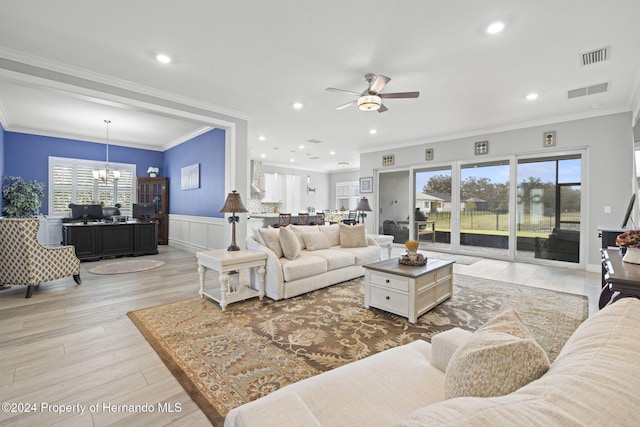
[376,152,583,265]
[516,155,582,262]
[415,167,452,249]
[459,161,510,256]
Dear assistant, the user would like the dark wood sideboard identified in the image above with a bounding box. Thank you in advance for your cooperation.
[600,248,640,309]
[63,221,158,261]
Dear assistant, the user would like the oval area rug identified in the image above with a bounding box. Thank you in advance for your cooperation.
[89,259,165,275]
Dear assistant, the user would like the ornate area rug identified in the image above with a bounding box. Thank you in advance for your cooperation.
[88,259,165,274]
[128,275,587,425]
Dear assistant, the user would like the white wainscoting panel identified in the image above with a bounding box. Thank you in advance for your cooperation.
[168,214,227,253]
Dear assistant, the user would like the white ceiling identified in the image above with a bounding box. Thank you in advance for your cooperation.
[1,1,640,172]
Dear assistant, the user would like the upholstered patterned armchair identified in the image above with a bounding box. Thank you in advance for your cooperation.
[0,218,81,298]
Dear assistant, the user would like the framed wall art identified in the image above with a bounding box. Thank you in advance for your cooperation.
[382,154,394,166]
[474,141,489,155]
[181,163,200,190]
[425,148,434,161]
[307,185,316,195]
[359,176,373,193]
[544,131,556,147]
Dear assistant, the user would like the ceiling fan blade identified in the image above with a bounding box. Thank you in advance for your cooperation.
[326,87,361,96]
[336,100,357,110]
[379,91,420,99]
[377,104,389,113]
[369,75,390,94]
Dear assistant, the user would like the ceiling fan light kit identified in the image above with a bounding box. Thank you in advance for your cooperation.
[358,95,381,111]
[327,73,419,113]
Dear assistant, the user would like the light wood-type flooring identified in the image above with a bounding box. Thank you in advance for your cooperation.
[0,245,601,426]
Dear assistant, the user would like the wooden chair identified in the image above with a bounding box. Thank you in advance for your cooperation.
[311,212,325,225]
[415,220,436,243]
[278,213,292,227]
[0,218,82,298]
[296,213,310,225]
[343,211,357,225]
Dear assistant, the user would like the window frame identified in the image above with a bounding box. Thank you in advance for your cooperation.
[48,156,136,217]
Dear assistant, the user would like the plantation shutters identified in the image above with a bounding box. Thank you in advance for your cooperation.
[48,156,136,216]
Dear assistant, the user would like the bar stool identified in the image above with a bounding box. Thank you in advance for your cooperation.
[311,212,325,225]
[296,212,309,225]
[278,213,291,227]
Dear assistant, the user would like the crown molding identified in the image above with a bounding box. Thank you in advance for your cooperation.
[0,48,250,122]
[358,107,633,155]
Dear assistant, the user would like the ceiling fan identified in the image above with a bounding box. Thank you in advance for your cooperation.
[326,73,419,113]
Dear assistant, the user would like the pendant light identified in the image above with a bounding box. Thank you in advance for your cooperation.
[93,119,120,182]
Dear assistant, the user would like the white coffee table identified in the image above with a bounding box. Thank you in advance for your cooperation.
[197,249,267,311]
[363,257,454,323]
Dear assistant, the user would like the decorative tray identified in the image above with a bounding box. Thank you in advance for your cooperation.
[399,253,427,266]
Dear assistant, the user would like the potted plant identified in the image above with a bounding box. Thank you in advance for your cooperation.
[146,167,159,177]
[1,175,45,218]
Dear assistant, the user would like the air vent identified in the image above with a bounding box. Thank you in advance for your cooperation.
[568,82,609,99]
[310,156,320,159]
[581,46,610,66]
[568,87,587,99]
[307,139,322,144]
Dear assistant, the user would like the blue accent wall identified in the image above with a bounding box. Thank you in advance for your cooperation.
[164,128,226,217]
[4,132,163,215]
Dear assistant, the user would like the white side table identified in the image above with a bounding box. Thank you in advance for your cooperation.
[197,249,267,311]
[369,234,395,259]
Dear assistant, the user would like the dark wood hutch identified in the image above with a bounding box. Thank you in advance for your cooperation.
[137,176,169,244]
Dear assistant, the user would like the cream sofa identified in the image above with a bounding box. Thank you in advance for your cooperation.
[225,297,640,426]
[246,223,380,300]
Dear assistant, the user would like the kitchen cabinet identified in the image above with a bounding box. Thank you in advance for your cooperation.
[262,173,300,213]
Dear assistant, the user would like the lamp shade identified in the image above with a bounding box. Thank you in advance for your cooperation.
[220,190,248,213]
[356,197,372,212]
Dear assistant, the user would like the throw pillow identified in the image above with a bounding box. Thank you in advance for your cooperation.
[339,223,367,248]
[444,308,550,399]
[279,226,301,260]
[319,223,340,246]
[288,224,320,250]
[303,232,331,251]
[258,227,283,258]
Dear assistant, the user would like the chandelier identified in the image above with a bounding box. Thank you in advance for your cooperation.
[93,119,120,182]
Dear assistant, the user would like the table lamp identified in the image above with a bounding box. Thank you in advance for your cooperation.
[220,190,248,251]
[356,197,372,224]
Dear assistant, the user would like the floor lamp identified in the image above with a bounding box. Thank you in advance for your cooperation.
[220,190,248,251]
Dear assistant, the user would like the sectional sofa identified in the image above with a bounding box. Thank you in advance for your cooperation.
[245,223,380,300]
[225,297,640,426]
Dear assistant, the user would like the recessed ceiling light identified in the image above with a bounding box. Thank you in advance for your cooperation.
[289,158,295,162]
[258,135,266,141]
[487,22,504,34]
[293,102,304,109]
[338,162,349,168]
[330,150,336,155]
[369,129,377,135]
[526,93,539,100]
[260,153,266,158]
[299,144,305,149]
[156,53,172,64]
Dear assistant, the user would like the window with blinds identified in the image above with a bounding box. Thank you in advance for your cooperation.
[48,157,136,216]
[335,181,360,211]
